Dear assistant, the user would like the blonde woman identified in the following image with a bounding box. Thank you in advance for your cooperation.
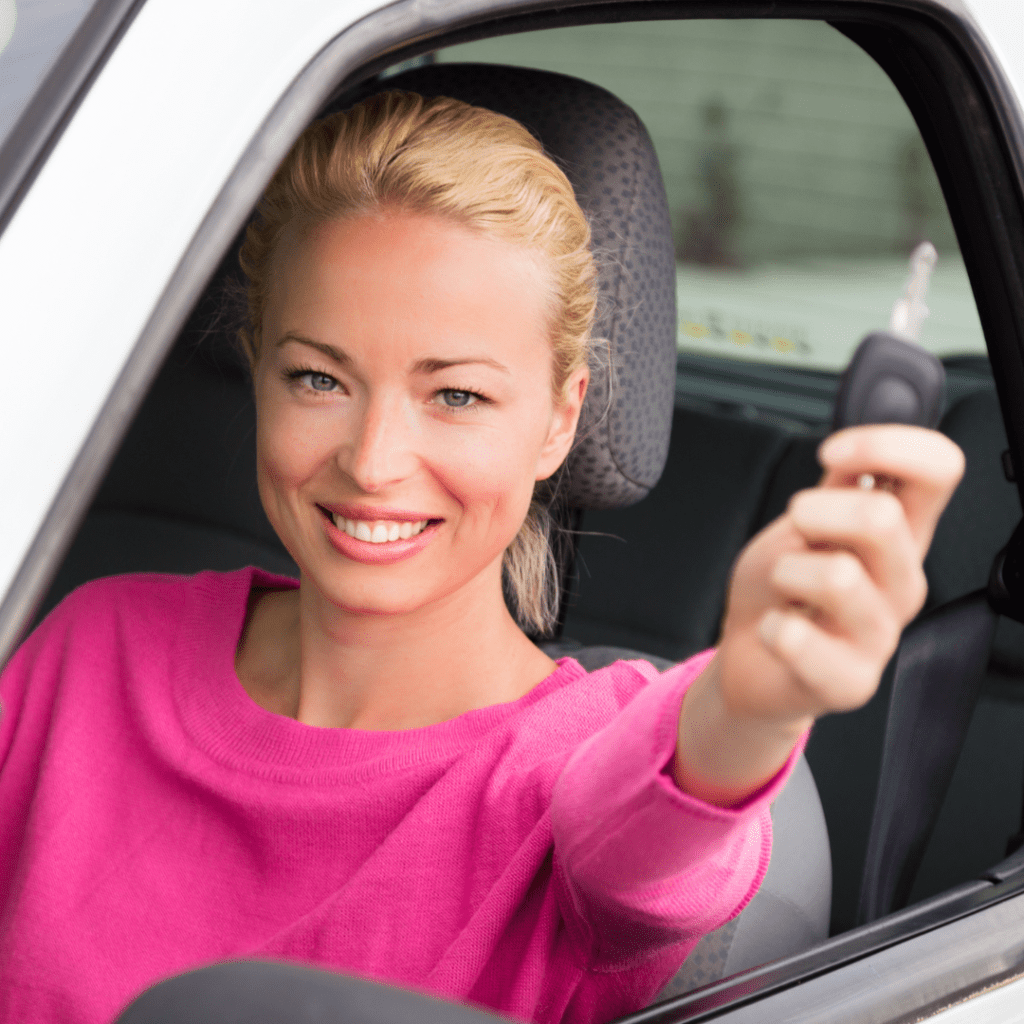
[0,92,963,1024]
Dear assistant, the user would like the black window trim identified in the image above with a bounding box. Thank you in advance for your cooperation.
[2,2,1024,1020]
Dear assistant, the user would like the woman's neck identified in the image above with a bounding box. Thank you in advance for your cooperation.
[235,566,559,730]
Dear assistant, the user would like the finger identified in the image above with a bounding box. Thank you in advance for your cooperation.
[786,488,929,620]
[817,424,965,556]
[758,608,883,714]
[770,550,901,657]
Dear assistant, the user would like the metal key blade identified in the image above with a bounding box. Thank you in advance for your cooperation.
[889,241,938,341]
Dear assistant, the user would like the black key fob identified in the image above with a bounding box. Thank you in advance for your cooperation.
[831,332,945,432]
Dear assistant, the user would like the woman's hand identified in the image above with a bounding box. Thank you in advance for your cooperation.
[674,423,965,807]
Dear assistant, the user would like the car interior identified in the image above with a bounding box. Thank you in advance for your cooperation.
[24,10,1024,1017]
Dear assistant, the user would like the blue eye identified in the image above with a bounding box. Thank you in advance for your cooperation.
[306,372,337,392]
[434,389,491,411]
[283,367,339,392]
[441,389,475,408]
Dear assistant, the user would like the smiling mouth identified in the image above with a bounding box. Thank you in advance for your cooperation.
[318,507,439,544]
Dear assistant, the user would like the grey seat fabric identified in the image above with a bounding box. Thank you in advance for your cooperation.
[544,641,831,999]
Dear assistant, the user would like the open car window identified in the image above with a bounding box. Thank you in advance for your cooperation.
[441,14,1011,944]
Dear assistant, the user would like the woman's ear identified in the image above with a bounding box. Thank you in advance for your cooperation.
[536,365,589,481]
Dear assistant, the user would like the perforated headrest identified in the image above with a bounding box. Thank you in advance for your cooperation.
[348,64,677,510]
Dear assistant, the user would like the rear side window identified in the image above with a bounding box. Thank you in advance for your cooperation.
[438,21,985,378]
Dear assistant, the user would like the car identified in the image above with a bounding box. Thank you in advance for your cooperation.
[2,0,1024,1021]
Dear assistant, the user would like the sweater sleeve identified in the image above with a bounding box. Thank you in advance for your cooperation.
[550,650,806,971]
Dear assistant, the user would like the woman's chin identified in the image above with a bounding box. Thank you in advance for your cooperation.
[297,566,452,620]
[309,581,427,617]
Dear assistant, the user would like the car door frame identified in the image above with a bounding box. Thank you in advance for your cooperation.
[3,0,1024,1020]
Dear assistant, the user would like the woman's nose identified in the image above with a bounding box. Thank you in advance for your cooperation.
[341,394,419,494]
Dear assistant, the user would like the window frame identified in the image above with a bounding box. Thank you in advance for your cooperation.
[2,1,1024,1018]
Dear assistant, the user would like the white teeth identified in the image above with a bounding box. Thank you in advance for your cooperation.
[330,514,431,543]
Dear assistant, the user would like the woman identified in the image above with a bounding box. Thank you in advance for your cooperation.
[0,91,963,1024]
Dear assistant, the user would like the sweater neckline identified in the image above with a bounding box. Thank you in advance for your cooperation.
[172,567,587,782]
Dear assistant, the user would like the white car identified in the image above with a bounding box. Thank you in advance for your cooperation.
[3,0,1024,1021]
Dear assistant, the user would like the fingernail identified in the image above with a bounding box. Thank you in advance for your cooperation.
[821,435,854,463]
[759,609,784,648]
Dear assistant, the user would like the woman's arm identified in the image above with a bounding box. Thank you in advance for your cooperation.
[550,651,788,971]
[674,423,965,808]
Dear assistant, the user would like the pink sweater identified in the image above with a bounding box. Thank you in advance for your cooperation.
[0,568,799,1024]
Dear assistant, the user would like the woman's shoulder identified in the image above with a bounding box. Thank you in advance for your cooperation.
[2,568,296,711]
[23,568,296,657]
[51,568,249,620]
[522,648,715,735]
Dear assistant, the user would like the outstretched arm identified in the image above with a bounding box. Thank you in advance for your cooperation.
[674,423,965,808]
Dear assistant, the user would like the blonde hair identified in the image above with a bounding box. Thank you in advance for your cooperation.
[239,90,597,634]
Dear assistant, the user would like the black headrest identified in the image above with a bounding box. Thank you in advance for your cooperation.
[345,63,678,510]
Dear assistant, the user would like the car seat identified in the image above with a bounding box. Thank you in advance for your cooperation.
[38,62,830,998]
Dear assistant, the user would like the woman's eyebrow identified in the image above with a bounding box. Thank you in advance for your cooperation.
[277,332,351,367]
[276,335,509,375]
[413,356,511,374]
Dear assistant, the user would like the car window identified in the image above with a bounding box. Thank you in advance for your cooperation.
[439,17,1012,941]
[0,0,98,151]
[438,20,985,379]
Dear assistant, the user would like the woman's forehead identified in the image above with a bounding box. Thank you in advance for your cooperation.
[274,210,552,294]
[265,211,557,369]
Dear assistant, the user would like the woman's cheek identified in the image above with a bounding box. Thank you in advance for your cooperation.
[434,430,538,527]
[260,403,336,487]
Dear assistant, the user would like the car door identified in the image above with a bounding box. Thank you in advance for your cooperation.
[3,1,1024,1022]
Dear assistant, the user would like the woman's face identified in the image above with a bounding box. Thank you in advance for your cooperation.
[253,210,588,618]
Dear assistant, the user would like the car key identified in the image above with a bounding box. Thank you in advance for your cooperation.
[831,243,946,491]
[832,242,945,433]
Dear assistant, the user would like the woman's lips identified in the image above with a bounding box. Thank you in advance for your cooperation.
[321,503,437,522]
[319,506,443,565]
